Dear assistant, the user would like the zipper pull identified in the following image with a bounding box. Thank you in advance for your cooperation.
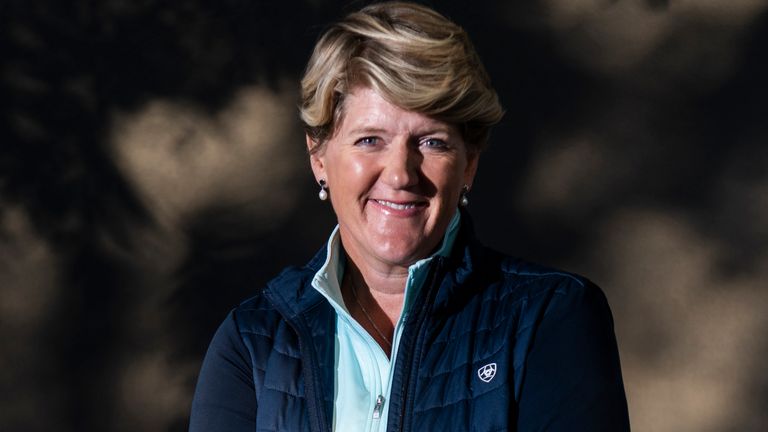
[372,394,385,419]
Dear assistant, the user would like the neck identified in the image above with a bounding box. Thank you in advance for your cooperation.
[344,261,405,324]
[342,263,406,357]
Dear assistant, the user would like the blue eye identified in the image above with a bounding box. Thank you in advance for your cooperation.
[356,136,379,146]
[421,138,448,149]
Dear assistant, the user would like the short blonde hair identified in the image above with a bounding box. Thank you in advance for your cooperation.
[300,1,504,155]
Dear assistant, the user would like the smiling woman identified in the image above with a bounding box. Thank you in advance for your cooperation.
[189,2,630,431]
[309,87,475,276]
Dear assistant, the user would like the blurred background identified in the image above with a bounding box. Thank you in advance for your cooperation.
[1,0,766,431]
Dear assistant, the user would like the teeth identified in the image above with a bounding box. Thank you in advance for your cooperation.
[376,200,416,210]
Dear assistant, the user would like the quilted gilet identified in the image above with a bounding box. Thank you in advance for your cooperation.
[202,220,630,431]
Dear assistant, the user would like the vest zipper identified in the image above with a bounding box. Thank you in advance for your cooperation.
[296,333,329,432]
[394,257,445,432]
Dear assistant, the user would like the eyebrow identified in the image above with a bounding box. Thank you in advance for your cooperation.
[347,126,454,136]
[348,127,388,136]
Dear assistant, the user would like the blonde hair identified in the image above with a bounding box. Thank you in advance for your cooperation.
[300,1,503,154]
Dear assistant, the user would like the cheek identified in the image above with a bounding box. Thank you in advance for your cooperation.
[426,160,466,192]
[348,158,369,179]
[327,154,374,193]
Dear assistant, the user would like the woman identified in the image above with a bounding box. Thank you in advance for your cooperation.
[189,2,630,431]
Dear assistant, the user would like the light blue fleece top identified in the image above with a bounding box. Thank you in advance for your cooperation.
[310,211,461,432]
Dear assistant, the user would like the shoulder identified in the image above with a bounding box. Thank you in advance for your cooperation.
[498,255,586,288]
[480,251,617,341]
[498,255,603,303]
[470,242,600,300]
[457,212,592,297]
[230,292,280,337]
[230,263,315,333]
[465,245,614,335]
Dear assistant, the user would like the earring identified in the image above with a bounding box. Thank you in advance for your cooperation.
[318,179,328,201]
[459,185,470,207]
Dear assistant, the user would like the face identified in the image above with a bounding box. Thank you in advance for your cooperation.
[309,87,478,272]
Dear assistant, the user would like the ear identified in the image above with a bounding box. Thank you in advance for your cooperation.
[463,153,479,188]
[307,134,326,182]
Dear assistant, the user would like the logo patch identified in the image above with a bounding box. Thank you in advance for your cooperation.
[477,363,497,383]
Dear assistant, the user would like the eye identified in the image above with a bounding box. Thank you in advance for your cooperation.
[355,136,379,146]
[420,137,448,149]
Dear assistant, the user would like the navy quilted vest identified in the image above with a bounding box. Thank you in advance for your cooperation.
[191,219,630,431]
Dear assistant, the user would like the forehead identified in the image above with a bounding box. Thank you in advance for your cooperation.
[338,87,457,135]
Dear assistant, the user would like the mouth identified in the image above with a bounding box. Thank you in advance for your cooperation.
[374,199,422,210]
[370,199,427,215]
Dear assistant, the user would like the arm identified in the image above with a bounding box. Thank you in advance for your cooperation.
[189,311,256,432]
[517,280,630,431]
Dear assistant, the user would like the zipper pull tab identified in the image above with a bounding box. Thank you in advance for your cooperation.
[372,394,385,419]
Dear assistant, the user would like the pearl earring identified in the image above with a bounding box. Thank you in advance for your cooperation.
[318,179,328,201]
[459,185,470,207]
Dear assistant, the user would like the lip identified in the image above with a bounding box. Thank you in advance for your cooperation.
[369,198,427,217]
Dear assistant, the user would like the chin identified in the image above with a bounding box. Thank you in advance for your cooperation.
[372,237,432,266]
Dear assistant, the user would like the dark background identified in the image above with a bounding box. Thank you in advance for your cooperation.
[1,1,767,431]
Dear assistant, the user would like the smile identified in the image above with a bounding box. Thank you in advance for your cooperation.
[373,200,424,211]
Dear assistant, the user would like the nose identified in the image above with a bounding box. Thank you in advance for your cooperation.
[381,138,420,189]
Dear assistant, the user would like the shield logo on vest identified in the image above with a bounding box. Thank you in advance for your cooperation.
[477,363,497,383]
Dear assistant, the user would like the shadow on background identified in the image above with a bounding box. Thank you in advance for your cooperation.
[1,1,766,431]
